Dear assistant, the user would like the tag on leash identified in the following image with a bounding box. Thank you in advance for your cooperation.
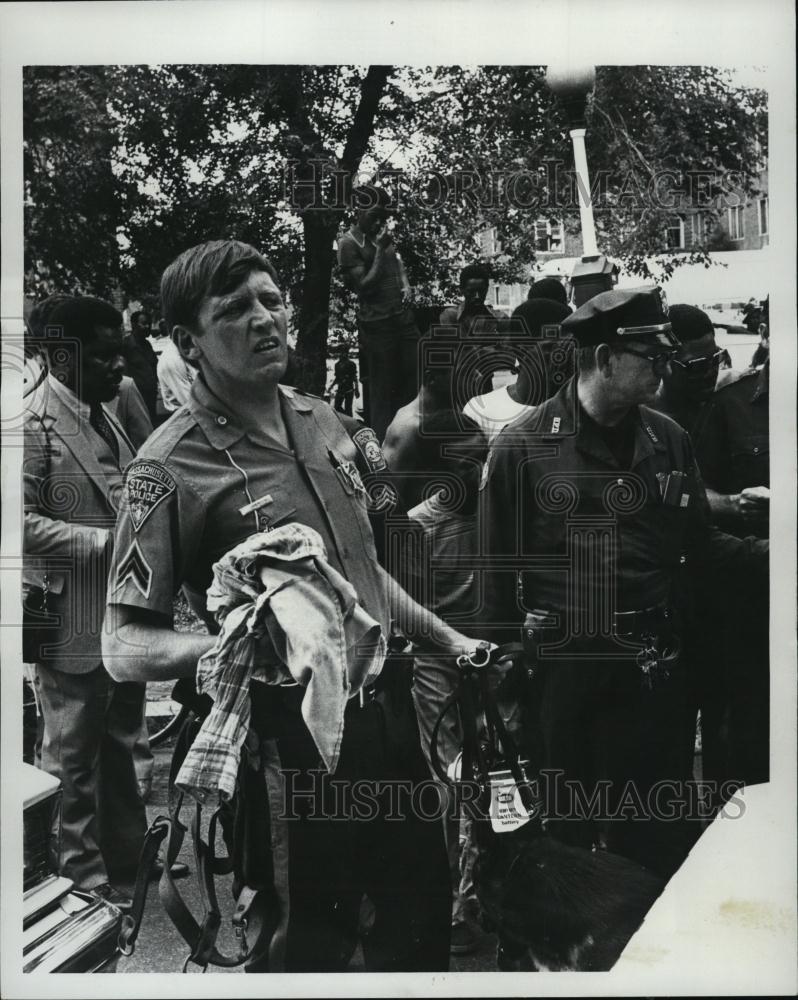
[488,768,537,833]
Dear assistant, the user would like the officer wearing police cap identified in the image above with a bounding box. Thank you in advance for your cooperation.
[480,285,768,878]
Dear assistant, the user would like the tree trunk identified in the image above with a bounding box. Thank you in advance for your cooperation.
[295,212,338,394]
[292,65,393,394]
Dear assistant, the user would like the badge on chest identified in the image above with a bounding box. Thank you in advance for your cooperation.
[327,448,366,497]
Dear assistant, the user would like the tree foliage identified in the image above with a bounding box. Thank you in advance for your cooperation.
[24,63,767,389]
[24,66,123,300]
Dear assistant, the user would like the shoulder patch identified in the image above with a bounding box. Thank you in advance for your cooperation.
[352,426,387,472]
[124,460,177,531]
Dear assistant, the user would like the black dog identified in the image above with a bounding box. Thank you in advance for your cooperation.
[498,836,664,970]
[464,653,666,971]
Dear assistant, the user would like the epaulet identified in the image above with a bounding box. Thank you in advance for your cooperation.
[280,384,323,401]
[335,411,365,437]
[136,406,195,461]
[714,367,756,394]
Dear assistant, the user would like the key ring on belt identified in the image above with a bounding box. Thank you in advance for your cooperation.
[456,642,492,673]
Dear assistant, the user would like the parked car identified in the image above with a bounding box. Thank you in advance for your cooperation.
[23,763,123,973]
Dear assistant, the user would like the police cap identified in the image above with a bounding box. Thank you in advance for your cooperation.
[561,286,680,349]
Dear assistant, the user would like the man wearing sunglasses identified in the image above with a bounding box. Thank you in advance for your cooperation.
[656,304,771,805]
[654,304,768,531]
[480,286,768,878]
[652,303,722,438]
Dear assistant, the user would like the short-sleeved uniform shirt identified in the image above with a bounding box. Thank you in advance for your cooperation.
[108,377,390,635]
[337,228,405,323]
[480,377,763,644]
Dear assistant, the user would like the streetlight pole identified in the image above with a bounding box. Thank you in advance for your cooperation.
[545,63,618,305]
[546,64,599,257]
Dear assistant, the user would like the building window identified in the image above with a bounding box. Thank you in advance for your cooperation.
[728,205,745,241]
[688,213,705,246]
[533,218,564,253]
[478,227,499,257]
[665,216,685,250]
[758,197,769,236]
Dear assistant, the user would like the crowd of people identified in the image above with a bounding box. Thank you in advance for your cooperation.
[21,189,770,972]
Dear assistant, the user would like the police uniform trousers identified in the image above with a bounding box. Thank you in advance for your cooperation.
[698,582,769,798]
[246,673,452,972]
[33,662,148,889]
[536,640,700,880]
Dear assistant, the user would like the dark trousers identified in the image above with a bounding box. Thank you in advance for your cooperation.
[334,388,355,416]
[699,587,769,795]
[358,311,420,441]
[538,653,699,879]
[34,663,148,888]
[247,679,451,972]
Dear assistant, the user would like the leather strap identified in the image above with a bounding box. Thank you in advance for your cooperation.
[118,707,274,970]
[117,817,169,956]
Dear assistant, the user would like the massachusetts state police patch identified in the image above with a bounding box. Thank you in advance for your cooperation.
[352,427,387,472]
[125,461,177,531]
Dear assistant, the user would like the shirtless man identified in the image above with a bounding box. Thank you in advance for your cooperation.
[381,339,459,511]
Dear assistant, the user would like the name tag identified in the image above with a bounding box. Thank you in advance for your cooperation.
[239,494,273,517]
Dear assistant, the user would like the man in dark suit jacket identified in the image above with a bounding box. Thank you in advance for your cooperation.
[23,296,149,908]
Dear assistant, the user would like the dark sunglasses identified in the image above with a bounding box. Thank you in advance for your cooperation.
[670,349,724,373]
[618,346,677,372]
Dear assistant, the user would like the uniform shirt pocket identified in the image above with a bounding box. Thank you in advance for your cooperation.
[730,433,769,490]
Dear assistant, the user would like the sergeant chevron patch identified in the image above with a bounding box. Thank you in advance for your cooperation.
[114,539,153,599]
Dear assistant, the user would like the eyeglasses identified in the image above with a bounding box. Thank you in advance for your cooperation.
[670,349,724,374]
[617,346,677,373]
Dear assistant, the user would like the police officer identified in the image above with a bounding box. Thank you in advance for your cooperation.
[653,304,770,799]
[102,239,491,972]
[480,286,768,878]
[695,357,770,791]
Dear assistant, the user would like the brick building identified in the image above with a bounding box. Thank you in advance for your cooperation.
[482,164,768,311]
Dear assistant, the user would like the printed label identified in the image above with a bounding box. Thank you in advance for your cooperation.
[488,767,539,833]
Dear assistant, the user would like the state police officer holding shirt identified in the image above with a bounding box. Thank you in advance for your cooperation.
[103,239,490,972]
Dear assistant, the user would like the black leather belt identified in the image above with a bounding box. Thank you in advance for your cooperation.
[527,604,674,640]
[612,604,673,638]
